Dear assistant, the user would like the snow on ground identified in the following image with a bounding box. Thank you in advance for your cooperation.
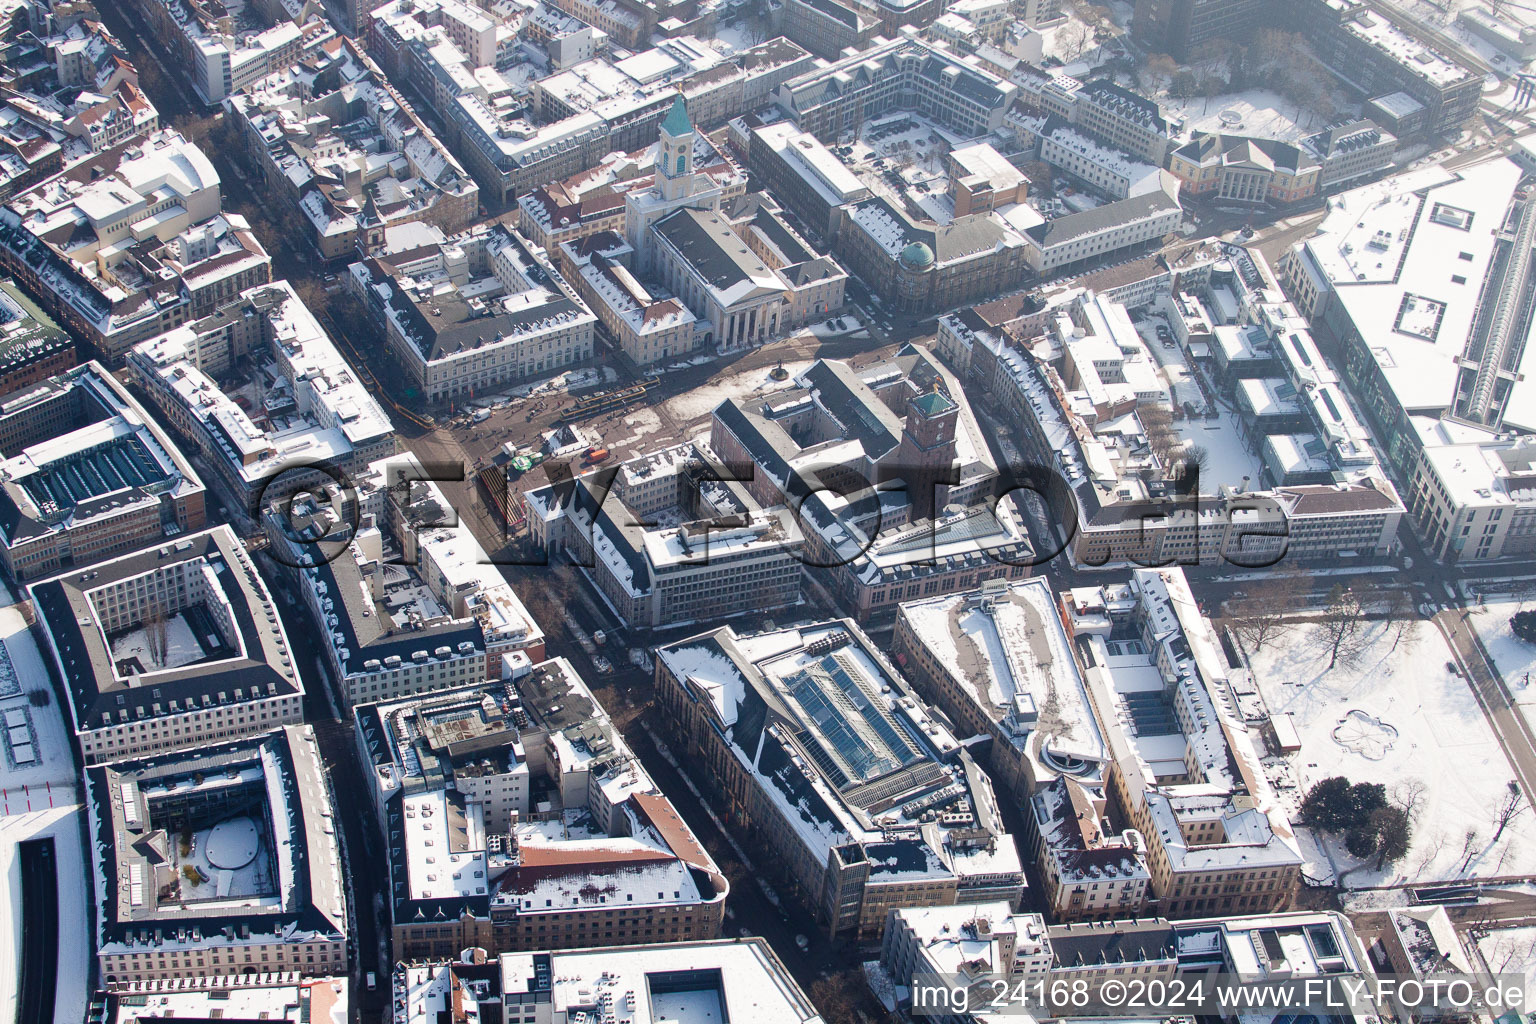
[1377,0,1534,72]
[1172,406,1265,489]
[0,602,89,1024]
[708,19,762,55]
[1292,826,1336,887]
[110,613,208,672]
[662,360,812,424]
[1136,314,1204,409]
[1164,89,1340,143]
[1474,926,1536,1002]
[1038,12,1104,64]
[605,407,663,451]
[174,815,275,902]
[1060,189,1106,213]
[1465,595,1536,739]
[1248,618,1536,887]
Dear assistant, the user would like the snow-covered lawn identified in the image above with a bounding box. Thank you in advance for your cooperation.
[1465,596,1536,739]
[1248,619,1536,887]
[661,360,812,424]
[110,612,209,672]
[708,19,763,55]
[1038,12,1105,65]
[1164,89,1338,143]
[1475,926,1536,1003]
[1171,406,1264,490]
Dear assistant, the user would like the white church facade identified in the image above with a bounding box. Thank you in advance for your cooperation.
[566,96,847,363]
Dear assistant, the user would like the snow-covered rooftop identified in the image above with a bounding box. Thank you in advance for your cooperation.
[494,939,822,1024]
[898,577,1106,775]
[657,620,1021,889]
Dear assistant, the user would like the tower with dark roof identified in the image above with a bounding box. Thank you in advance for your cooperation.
[896,387,960,520]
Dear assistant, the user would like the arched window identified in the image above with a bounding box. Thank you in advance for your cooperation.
[675,154,687,176]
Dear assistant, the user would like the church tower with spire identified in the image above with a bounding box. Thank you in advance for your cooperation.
[626,94,723,270]
[657,94,696,201]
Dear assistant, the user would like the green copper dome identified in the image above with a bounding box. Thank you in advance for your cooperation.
[900,241,935,269]
[660,95,692,137]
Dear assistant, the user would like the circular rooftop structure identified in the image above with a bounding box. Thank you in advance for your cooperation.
[900,241,935,269]
[204,816,261,870]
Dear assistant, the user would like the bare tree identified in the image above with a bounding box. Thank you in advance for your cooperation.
[1139,53,1178,93]
[1139,404,1181,466]
[1228,571,1304,654]
[1386,587,1421,654]
[1457,827,1481,874]
[1055,21,1090,61]
[1179,444,1211,477]
[173,112,216,149]
[1485,930,1536,974]
[1393,778,1428,824]
[144,605,169,667]
[1309,585,1367,669]
[1489,783,1527,846]
[1413,828,1448,877]
[808,969,869,1023]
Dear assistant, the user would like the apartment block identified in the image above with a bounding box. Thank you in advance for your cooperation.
[710,353,1034,620]
[269,451,544,706]
[1061,568,1304,918]
[31,525,301,764]
[225,38,479,262]
[393,939,821,1024]
[0,361,206,581]
[358,657,727,959]
[86,725,348,985]
[127,280,396,513]
[0,129,271,363]
[524,440,803,629]
[351,222,596,401]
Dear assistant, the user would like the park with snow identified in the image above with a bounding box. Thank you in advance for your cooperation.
[1248,616,1536,888]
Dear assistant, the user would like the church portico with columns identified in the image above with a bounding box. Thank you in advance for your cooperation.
[577,93,847,360]
[652,206,791,352]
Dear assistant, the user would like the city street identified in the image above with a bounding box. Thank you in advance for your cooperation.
[49,2,1536,1019]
